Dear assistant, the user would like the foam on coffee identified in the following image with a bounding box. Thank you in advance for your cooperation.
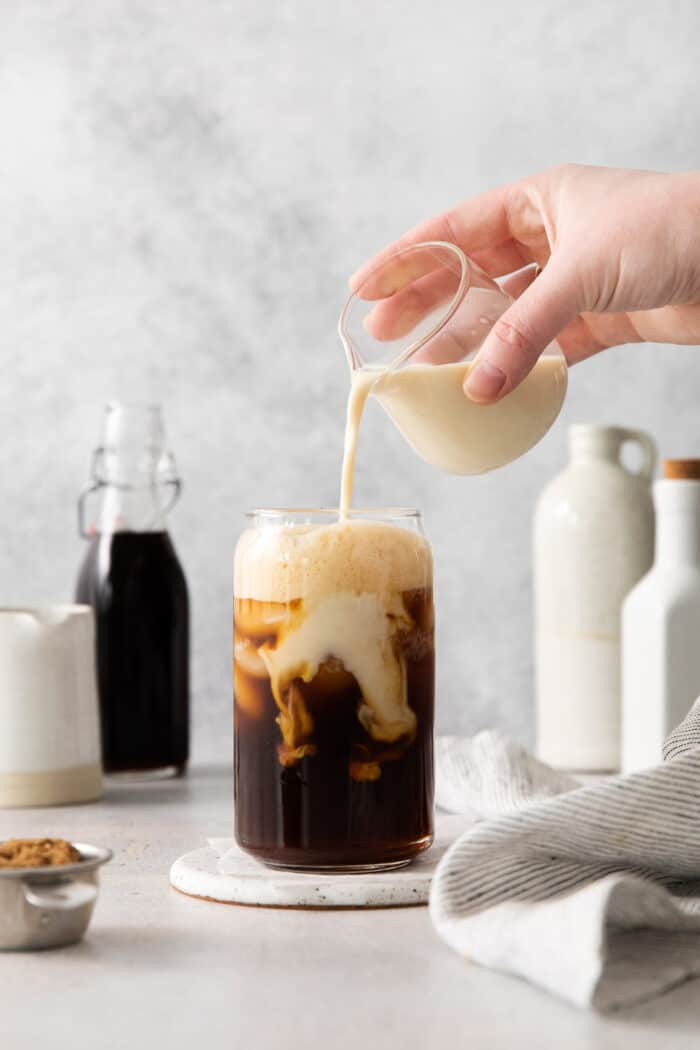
[234,518,431,603]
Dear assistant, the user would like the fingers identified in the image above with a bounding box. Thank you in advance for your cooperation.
[463,260,581,403]
[411,267,539,366]
[410,325,484,365]
[356,243,462,302]
[469,240,533,281]
[364,263,540,362]
[358,243,535,339]
[554,311,640,365]
[499,263,540,300]
[364,267,461,340]
[349,183,514,293]
[362,256,539,348]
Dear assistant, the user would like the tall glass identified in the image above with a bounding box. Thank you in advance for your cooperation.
[234,508,434,871]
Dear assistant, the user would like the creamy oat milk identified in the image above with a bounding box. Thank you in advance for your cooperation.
[340,355,568,512]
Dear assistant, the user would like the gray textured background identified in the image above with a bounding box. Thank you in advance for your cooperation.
[1,1,699,760]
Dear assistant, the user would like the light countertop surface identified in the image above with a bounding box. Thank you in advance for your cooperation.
[1,763,699,1049]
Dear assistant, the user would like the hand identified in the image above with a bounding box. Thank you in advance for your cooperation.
[350,165,700,403]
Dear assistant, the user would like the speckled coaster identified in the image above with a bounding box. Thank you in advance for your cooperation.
[169,813,470,909]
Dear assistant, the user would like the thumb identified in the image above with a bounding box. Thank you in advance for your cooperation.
[463,261,580,403]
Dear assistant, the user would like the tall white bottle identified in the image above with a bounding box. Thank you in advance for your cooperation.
[622,461,700,773]
[534,424,656,771]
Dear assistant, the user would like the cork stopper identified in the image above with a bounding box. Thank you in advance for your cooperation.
[663,459,700,480]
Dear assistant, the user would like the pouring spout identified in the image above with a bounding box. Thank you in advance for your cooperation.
[0,605,92,629]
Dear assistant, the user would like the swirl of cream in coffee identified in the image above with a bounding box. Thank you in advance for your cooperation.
[234,519,432,761]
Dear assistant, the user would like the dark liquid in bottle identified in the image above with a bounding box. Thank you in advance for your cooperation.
[234,589,434,870]
[76,531,189,775]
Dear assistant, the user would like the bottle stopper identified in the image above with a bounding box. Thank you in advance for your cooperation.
[663,459,700,480]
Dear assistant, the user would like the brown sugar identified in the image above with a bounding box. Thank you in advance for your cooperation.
[0,838,81,869]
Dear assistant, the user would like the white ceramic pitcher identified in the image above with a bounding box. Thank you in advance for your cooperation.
[534,425,656,771]
[0,606,103,807]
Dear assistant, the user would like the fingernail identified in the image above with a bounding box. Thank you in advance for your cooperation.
[464,361,507,402]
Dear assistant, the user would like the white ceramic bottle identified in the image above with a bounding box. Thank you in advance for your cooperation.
[534,424,656,771]
[622,460,700,772]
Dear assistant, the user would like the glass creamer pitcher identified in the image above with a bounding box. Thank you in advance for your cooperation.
[339,242,567,475]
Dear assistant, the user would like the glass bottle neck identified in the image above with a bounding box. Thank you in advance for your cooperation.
[97,482,169,534]
[80,404,181,538]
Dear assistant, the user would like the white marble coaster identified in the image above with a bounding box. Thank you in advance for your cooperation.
[169,813,470,909]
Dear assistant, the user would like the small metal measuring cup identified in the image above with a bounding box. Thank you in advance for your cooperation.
[0,843,112,950]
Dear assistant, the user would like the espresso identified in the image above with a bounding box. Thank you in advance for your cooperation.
[233,518,434,869]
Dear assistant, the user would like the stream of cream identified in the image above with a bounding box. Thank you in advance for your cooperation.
[339,368,382,517]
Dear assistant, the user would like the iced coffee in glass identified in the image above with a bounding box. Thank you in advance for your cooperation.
[233,509,434,871]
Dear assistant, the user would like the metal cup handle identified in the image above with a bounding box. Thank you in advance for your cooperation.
[23,880,97,912]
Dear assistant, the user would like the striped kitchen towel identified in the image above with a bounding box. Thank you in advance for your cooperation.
[430,700,700,1011]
